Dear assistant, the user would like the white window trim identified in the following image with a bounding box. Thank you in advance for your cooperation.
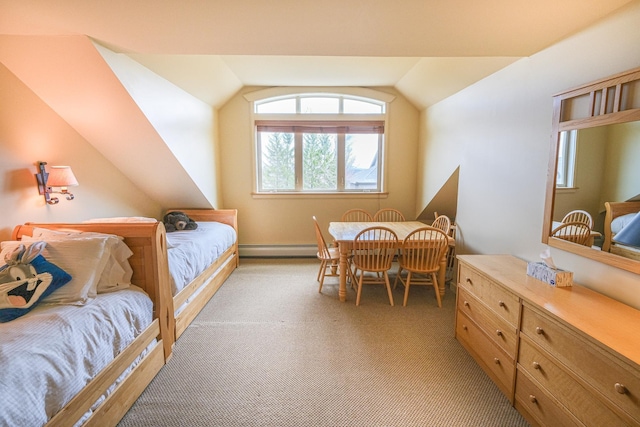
[247,88,395,197]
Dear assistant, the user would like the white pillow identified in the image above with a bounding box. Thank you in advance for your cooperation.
[611,212,639,235]
[28,228,133,293]
[0,237,110,305]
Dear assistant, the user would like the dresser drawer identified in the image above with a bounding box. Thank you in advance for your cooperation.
[518,336,631,426]
[458,264,520,327]
[515,369,582,427]
[457,287,518,358]
[521,303,640,423]
[456,310,515,400]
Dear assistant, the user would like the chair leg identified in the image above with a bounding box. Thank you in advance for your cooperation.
[393,266,403,289]
[355,273,364,306]
[431,273,442,308]
[318,260,327,293]
[403,271,412,307]
[384,272,394,306]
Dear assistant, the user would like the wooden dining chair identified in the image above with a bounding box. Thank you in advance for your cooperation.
[562,210,594,229]
[394,227,449,308]
[341,208,373,222]
[373,208,406,222]
[312,216,342,293]
[552,221,592,246]
[351,226,398,306]
[431,214,451,234]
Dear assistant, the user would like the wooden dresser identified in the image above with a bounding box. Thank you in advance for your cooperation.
[455,255,640,426]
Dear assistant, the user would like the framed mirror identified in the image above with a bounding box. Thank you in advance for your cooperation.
[542,66,640,274]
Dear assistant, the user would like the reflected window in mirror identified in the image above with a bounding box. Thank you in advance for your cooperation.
[556,130,577,189]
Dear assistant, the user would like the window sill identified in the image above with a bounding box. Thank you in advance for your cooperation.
[555,187,578,194]
[251,192,389,199]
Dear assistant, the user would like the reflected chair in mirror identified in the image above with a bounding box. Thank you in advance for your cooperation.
[341,208,373,222]
[552,221,592,246]
[562,210,594,229]
[351,226,398,306]
[373,208,406,222]
[313,216,353,293]
[393,227,449,308]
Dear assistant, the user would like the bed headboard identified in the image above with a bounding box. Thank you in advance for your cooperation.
[603,201,640,252]
[11,221,175,359]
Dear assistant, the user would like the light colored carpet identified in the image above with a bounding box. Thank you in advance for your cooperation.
[119,258,528,427]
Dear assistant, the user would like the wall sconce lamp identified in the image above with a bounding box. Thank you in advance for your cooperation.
[35,161,79,205]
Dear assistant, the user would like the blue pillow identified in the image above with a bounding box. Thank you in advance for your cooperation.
[0,255,72,322]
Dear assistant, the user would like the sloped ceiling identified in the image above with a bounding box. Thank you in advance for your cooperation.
[0,0,636,210]
[1,0,635,109]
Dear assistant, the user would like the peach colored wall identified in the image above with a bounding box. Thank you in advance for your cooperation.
[418,2,640,308]
[218,86,419,247]
[0,63,161,241]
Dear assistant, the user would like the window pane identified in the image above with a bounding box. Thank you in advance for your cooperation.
[256,98,296,114]
[344,99,383,114]
[302,133,337,190]
[346,134,379,190]
[260,132,295,190]
[300,97,339,114]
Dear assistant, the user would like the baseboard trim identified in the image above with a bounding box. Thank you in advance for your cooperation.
[239,244,316,258]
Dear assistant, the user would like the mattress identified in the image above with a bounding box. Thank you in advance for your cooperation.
[0,286,153,426]
[166,221,237,296]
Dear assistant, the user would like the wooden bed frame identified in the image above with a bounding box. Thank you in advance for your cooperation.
[11,221,174,427]
[167,209,239,340]
[603,201,640,253]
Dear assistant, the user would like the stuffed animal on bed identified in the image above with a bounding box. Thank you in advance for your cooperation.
[163,211,198,232]
[0,242,54,310]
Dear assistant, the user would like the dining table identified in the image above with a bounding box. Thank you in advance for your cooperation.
[328,221,454,302]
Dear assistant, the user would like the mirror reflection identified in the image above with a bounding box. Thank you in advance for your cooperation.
[551,122,640,260]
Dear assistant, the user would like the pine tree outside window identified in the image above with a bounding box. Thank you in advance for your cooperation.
[252,92,388,194]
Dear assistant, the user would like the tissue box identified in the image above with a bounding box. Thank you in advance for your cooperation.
[526,262,573,287]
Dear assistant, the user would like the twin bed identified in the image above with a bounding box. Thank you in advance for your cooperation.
[1,209,238,426]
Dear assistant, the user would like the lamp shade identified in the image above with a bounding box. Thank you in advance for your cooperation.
[613,213,640,248]
[46,166,78,187]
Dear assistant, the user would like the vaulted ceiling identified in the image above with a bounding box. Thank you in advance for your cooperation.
[2,0,635,109]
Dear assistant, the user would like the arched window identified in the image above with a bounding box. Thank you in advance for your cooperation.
[247,90,392,194]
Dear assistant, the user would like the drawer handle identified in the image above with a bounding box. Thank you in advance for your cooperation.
[535,327,544,335]
[615,383,628,394]
[496,330,502,336]
[466,277,473,285]
[494,358,500,365]
[464,301,470,308]
[529,395,537,404]
[498,301,506,308]
[532,361,541,370]
[462,325,468,331]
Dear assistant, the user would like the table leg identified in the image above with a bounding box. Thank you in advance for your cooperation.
[438,252,447,297]
[338,244,348,302]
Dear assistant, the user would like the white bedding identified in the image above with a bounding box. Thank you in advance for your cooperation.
[166,221,237,296]
[0,286,153,427]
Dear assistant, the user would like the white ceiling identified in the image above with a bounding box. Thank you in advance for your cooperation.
[1,0,636,109]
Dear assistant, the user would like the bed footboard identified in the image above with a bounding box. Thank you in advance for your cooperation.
[12,222,175,360]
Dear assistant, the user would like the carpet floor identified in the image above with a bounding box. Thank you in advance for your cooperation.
[118,258,529,427]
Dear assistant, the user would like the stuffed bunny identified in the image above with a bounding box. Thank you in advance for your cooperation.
[0,242,52,309]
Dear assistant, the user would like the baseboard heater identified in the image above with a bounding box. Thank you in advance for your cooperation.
[239,244,317,258]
